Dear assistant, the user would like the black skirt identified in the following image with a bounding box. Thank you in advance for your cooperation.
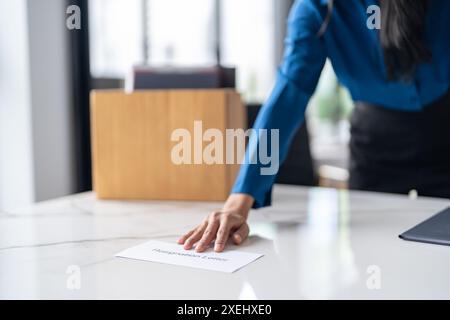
[349,89,450,199]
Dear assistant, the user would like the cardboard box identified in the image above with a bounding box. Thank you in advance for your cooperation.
[90,89,246,201]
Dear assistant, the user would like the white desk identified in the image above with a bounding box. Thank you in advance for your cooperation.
[1,185,449,299]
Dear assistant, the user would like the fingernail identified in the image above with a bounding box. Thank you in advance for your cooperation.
[214,244,223,252]
[234,234,242,244]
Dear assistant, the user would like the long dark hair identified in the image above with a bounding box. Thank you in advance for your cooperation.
[319,0,432,80]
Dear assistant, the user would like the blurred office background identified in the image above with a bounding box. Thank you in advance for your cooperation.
[0,0,353,211]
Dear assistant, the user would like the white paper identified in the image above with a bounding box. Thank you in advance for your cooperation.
[115,240,263,273]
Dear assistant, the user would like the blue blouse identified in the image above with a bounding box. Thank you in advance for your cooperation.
[231,0,450,208]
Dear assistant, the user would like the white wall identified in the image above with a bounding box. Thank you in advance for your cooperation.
[0,0,75,210]
[27,0,75,201]
[0,0,35,210]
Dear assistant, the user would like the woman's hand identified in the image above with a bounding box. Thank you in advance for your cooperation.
[177,194,254,252]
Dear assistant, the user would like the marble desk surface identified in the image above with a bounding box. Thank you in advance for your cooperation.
[1,185,449,299]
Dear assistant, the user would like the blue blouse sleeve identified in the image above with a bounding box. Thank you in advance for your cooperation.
[231,0,328,208]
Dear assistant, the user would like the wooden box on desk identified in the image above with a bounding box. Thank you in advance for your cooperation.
[90,89,246,201]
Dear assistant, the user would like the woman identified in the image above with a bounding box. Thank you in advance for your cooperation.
[178,0,450,252]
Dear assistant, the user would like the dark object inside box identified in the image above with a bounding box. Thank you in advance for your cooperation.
[129,66,236,90]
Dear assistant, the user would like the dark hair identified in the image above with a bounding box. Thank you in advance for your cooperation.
[319,0,432,81]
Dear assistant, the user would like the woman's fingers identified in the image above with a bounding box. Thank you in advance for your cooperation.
[232,223,249,245]
[195,215,220,252]
[183,222,207,250]
[179,208,250,252]
[177,229,195,244]
[214,217,234,252]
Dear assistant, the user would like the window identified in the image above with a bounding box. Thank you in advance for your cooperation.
[89,0,144,78]
[220,0,276,102]
[307,61,354,183]
[88,0,279,103]
[145,0,216,67]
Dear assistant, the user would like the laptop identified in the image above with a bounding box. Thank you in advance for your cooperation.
[399,207,450,246]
